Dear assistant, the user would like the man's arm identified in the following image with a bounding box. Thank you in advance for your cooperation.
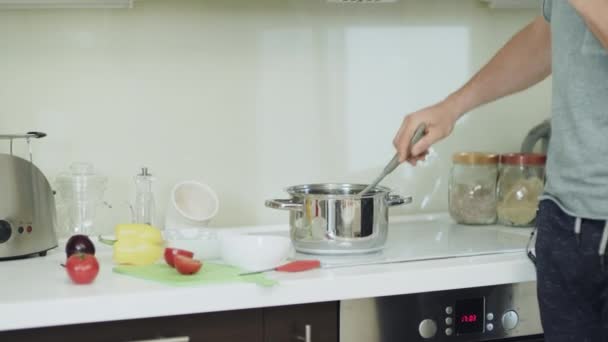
[570,0,608,51]
[394,16,552,162]
[448,16,552,119]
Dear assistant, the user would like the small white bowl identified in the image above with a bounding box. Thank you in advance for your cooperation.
[165,229,221,260]
[220,233,292,271]
[165,180,220,229]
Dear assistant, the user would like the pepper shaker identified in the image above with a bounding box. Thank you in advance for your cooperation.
[132,167,156,226]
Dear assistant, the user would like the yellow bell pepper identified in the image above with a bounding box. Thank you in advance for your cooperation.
[99,224,164,265]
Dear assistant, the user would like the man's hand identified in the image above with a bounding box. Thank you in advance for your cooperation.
[570,0,608,51]
[393,16,551,166]
[393,99,459,164]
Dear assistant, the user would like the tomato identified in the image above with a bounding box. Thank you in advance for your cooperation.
[174,255,202,275]
[66,253,99,284]
[164,248,194,267]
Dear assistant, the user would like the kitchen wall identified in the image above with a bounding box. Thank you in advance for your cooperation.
[0,0,550,233]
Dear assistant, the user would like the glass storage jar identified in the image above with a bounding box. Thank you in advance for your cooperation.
[449,152,499,225]
[497,153,546,227]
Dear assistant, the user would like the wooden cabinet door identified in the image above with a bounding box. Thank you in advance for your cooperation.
[263,302,338,342]
[0,308,263,342]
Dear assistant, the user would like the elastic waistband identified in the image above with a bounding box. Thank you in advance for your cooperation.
[539,199,607,228]
[539,194,608,221]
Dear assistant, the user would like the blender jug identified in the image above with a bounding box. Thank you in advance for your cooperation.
[55,163,108,236]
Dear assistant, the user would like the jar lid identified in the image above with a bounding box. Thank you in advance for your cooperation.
[452,152,499,165]
[500,153,547,166]
[55,162,108,196]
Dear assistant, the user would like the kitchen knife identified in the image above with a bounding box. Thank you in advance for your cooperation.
[239,260,322,276]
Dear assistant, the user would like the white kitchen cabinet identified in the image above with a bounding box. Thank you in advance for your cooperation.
[0,0,134,9]
[481,0,541,9]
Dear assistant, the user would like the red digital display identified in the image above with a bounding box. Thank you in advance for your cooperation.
[460,314,478,323]
[454,298,484,334]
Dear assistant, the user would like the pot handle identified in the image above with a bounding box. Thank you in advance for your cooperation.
[386,194,413,207]
[265,199,304,211]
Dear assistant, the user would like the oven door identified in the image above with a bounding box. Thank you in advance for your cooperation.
[340,282,542,342]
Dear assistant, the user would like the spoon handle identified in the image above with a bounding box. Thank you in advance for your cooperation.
[359,123,427,196]
[410,122,428,154]
[385,122,427,173]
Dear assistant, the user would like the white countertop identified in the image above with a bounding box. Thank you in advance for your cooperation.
[0,214,537,332]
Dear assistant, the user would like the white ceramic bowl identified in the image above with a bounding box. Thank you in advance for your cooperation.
[165,181,219,229]
[220,233,292,271]
[164,229,221,260]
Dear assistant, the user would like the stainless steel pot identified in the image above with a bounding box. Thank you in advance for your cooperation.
[265,183,412,255]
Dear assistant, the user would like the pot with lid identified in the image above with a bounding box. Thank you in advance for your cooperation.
[266,183,412,255]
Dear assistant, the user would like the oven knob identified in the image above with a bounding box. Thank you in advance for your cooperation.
[502,310,519,331]
[418,319,438,339]
[0,220,12,244]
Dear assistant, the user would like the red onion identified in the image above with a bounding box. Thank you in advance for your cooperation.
[65,234,96,258]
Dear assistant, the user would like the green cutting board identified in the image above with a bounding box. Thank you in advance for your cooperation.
[113,263,277,287]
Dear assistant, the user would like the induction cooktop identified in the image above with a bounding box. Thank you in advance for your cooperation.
[292,214,532,267]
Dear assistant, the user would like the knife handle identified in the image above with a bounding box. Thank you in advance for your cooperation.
[275,260,321,273]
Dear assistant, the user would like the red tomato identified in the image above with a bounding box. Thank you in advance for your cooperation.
[174,255,202,275]
[164,248,194,267]
[66,253,99,284]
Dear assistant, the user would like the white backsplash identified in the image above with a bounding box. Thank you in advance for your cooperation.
[0,0,550,232]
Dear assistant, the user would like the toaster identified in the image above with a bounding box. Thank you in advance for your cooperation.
[0,132,58,260]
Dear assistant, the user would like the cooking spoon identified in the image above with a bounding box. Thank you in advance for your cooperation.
[358,123,427,197]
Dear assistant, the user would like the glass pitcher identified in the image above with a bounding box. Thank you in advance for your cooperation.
[54,163,108,236]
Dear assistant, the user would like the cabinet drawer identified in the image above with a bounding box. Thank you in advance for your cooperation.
[0,309,263,342]
[264,302,339,342]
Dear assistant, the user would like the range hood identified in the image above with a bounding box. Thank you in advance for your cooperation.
[0,0,134,9]
[482,0,541,9]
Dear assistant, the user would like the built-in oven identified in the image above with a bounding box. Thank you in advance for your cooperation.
[340,282,543,341]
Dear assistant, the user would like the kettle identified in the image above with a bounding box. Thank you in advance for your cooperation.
[521,119,551,154]
[0,132,58,260]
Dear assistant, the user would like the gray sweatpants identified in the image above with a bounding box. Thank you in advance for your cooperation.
[536,199,608,341]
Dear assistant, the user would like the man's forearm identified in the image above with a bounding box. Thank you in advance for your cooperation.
[446,16,552,119]
[570,0,608,51]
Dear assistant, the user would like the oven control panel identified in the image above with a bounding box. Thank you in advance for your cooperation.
[340,282,543,342]
[417,303,522,339]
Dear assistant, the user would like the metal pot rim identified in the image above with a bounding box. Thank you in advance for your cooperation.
[284,183,392,199]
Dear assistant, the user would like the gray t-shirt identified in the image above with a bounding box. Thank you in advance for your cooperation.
[541,0,608,219]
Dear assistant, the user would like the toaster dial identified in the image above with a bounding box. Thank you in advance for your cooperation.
[0,220,11,244]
